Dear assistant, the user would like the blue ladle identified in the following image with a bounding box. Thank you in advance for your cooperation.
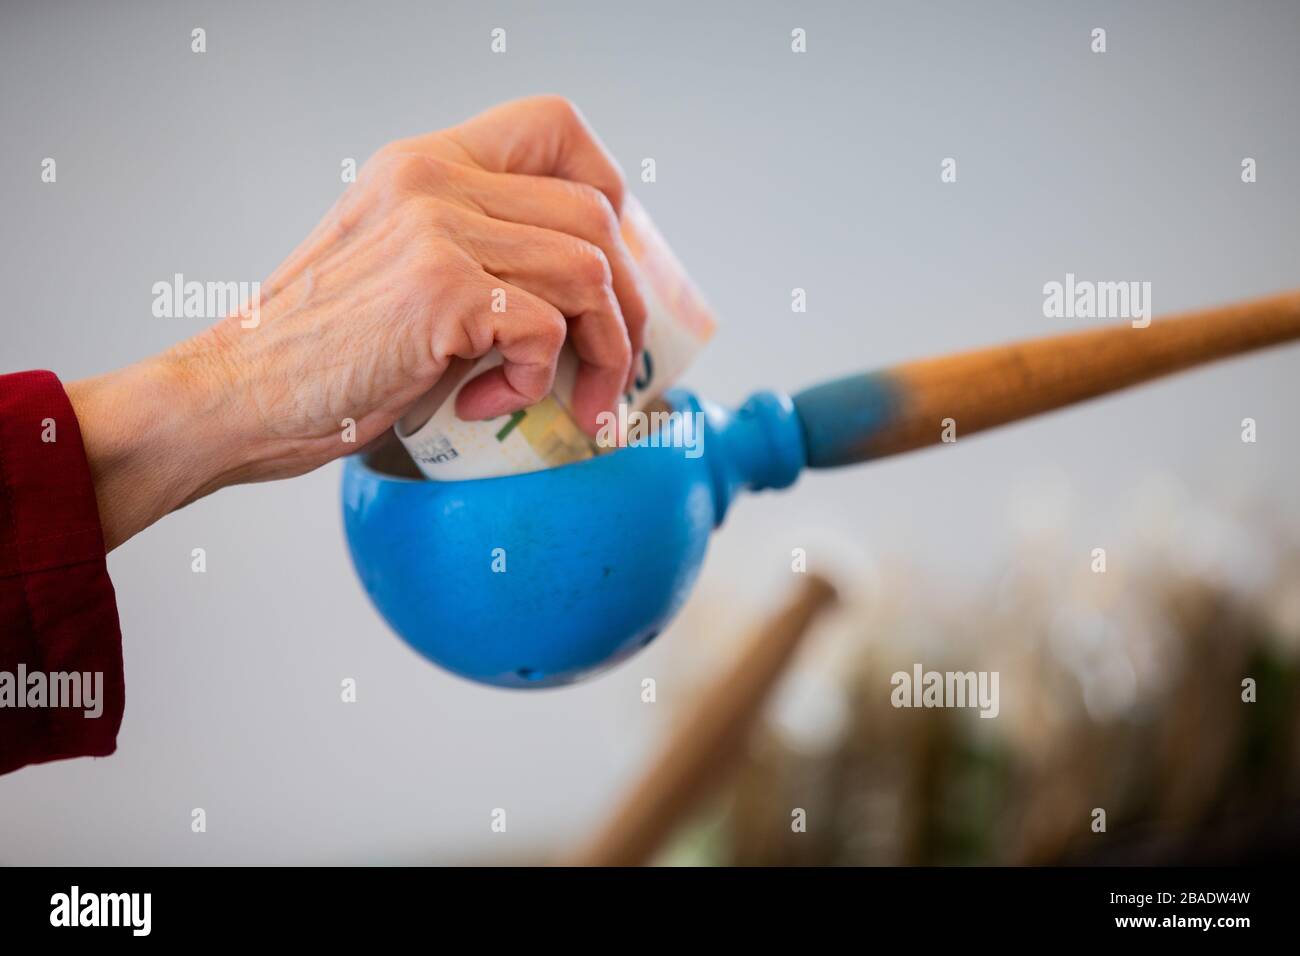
[343,291,1300,688]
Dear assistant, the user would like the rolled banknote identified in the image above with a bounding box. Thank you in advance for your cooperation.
[396,195,716,480]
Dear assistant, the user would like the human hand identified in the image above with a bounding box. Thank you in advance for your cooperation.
[68,96,648,549]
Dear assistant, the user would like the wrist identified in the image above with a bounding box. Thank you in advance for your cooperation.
[66,349,242,550]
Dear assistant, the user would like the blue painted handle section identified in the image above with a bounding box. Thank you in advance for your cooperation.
[666,388,806,525]
[791,372,903,469]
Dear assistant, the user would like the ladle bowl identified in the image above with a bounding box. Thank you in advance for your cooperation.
[342,390,805,687]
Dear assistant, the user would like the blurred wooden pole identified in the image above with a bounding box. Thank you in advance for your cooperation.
[569,573,837,866]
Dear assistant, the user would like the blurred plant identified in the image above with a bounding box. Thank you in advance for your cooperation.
[666,485,1300,865]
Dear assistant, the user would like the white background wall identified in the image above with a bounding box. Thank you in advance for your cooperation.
[2,0,1297,862]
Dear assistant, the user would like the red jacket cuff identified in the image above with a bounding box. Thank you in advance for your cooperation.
[0,370,125,774]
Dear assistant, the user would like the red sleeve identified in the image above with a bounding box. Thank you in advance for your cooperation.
[0,370,125,775]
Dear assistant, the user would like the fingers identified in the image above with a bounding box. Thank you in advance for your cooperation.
[387,97,648,432]
[451,279,568,423]
[452,167,649,378]
[442,208,631,432]
[435,95,628,214]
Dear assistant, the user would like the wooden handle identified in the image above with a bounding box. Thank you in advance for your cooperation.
[793,289,1300,469]
[568,573,837,867]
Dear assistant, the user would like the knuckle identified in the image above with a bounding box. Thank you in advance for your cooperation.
[600,167,627,211]
[569,182,621,241]
[398,196,460,247]
[534,94,583,126]
[462,316,496,358]
[535,308,567,354]
[427,323,461,363]
[434,306,493,362]
[364,141,405,175]
[584,168,626,217]
[383,149,429,186]
[421,195,459,231]
[569,240,614,291]
[377,149,459,197]
[532,95,625,211]
[403,233,462,291]
[587,164,626,216]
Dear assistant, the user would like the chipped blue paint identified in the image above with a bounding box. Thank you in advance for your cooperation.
[792,371,904,469]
